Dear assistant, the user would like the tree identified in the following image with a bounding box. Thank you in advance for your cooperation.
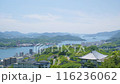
[58,51,66,55]
[88,45,98,51]
[99,51,120,68]
[60,62,81,68]
[50,59,53,65]
[66,52,72,56]
[83,60,96,68]
[60,56,68,65]
[50,65,61,68]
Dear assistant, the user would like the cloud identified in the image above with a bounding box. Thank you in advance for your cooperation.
[53,8,89,18]
[0,12,120,34]
[23,14,61,21]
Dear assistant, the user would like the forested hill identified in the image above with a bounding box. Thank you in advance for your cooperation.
[107,32,120,44]
[0,34,85,47]
[0,31,70,39]
[112,32,120,38]
[50,35,85,41]
[84,30,120,37]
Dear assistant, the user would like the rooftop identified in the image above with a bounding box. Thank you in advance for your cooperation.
[79,51,107,60]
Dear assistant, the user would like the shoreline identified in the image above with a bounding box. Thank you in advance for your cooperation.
[0,46,34,49]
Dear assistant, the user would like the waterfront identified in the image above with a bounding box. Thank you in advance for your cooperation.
[0,47,34,59]
[0,36,110,59]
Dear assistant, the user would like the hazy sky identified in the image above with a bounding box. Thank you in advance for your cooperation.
[0,0,120,34]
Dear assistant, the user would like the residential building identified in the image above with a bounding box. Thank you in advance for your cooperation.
[3,57,17,67]
[10,57,17,64]
[13,60,50,68]
[33,60,51,68]
[3,58,11,66]
[16,57,24,63]
[13,63,38,68]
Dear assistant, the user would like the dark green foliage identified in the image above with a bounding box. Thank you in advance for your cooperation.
[0,35,85,47]
[60,56,69,65]
[99,43,117,49]
[34,43,120,68]
[50,59,53,64]
[58,51,66,55]
[50,62,81,68]
[0,42,17,47]
[88,45,98,51]
[99,51,120,68]
[59,62,81,68]
[50,65,61,68]
[83,60,96,68]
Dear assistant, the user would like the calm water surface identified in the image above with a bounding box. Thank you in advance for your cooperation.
[0,36,110,59]
[0,47,34,59]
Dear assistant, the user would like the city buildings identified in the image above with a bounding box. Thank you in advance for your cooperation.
[33,60,51,68]
[16,57,24,63]
[19,52,24,56]
[3,58,10,66]
[13,63,38,68]
[10,57,17,64]
[29,49,33,55]
[17,43,34,47]
[3,57,17,67]
[81,41,108,47]
[13,60,50,68]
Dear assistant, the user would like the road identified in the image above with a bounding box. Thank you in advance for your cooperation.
[53,59,56,65]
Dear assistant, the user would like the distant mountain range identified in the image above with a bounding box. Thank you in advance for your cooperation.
[106,31,120,43]
[0,32,86,44]
[112,31,120,38]
[0,30,120,39]
[84,30,120,37]
[0,31,70,39]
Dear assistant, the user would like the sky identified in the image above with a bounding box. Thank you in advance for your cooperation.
[0,0,120,34]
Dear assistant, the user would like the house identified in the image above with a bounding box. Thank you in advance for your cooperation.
[79,51,107,68]
[16,57,24,63]
[13,60,50,68]
[33,60,51,68]
[13,63,38,68]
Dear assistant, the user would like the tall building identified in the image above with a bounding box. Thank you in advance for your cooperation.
[29,49,33,55]
[19,52,24,56]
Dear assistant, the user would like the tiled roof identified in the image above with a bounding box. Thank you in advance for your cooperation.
[79,51,107,60]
